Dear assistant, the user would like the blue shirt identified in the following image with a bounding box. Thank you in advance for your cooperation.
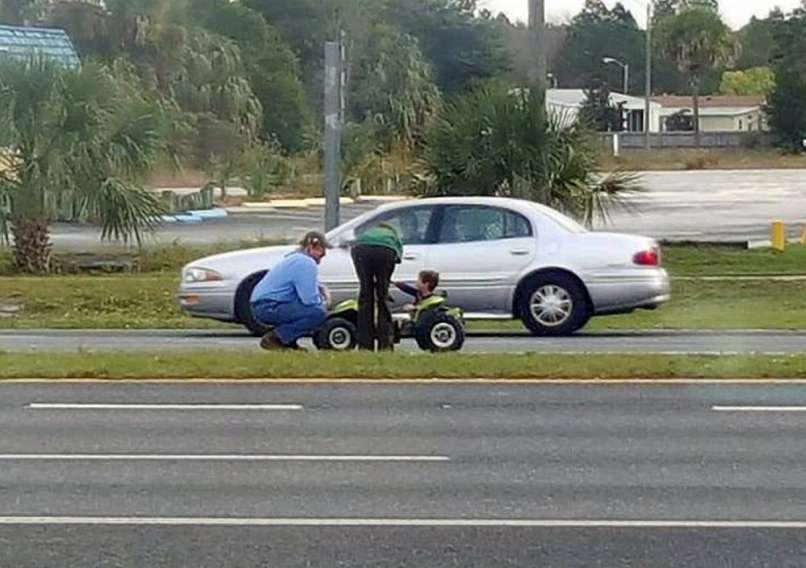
[250,252,323,307]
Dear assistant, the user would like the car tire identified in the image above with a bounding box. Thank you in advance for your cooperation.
[314,317,357,351]
[415,311,465,352]
[519,273,591,337]
[235,273,271,337]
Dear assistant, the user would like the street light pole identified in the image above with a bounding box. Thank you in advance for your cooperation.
[324,41,343,232]
[644,0,653,149]
[602,57,629,94]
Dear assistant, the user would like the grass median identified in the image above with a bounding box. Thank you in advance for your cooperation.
[0,351,805,380]
[0,244,804,330]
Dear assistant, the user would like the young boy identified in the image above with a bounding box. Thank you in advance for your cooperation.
[394,270,440,311]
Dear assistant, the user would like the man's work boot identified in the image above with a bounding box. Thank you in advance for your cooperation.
[260,331,286,351]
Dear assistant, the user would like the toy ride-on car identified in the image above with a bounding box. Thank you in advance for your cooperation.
[313,293,465,352]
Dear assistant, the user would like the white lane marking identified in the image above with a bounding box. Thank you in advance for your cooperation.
[713,406,806,413]
[0,517,801,528]
[0,454,449,462]
[28,403,302,411]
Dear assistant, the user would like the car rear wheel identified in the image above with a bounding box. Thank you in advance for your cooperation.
[235,273,271,337]
[519,273,590,337]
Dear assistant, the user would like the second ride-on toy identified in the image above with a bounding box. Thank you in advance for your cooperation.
[314,293,465,352]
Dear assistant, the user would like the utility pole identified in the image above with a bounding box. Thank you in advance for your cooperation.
[323,40,343,232]
[528,0,547,93]
[644,0,653,149]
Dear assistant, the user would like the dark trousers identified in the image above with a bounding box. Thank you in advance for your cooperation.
[351,245,397,351]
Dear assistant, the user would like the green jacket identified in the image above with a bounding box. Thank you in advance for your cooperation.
[355,224,404,262]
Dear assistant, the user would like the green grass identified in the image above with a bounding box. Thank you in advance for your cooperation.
[2,242,804,277]
[0,240,290,276]
[477,279,806,332]
[0,244,805,330]
[0,351,804,380]
[597,149,806,172]
[0,274,222,329]
[0,274,804,331]
[663,245,806,277]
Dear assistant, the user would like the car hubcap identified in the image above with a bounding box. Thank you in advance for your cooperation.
[530,285,573,327]
[430,322,457,349]
[328,327,352,350]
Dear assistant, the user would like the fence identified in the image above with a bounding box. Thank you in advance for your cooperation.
[596,131,774,151]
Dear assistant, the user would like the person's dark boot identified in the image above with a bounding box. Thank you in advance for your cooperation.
[260,331,286,351]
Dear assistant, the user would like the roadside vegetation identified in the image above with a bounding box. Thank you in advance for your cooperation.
[1,351,805,380]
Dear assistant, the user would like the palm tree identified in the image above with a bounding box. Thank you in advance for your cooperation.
[655,7,737,146]
[423,82,639,227]
[0,59,168,273]
[351,27,442,148]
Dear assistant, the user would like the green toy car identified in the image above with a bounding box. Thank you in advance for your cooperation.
[313,294,465,352]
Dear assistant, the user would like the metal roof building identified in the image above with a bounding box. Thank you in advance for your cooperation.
[0,24,79,69]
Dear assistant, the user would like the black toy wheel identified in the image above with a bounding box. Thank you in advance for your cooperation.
[314,317,357,351]
[415,311,465,352]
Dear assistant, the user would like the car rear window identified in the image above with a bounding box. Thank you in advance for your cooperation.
[532,204,588,233]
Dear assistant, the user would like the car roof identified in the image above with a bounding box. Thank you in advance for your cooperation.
[331,196,584,238]
[373,196,538,213]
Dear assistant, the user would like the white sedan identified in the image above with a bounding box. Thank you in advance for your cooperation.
[178,197,670,336]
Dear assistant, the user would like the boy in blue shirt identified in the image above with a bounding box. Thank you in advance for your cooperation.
[394,270,440,312]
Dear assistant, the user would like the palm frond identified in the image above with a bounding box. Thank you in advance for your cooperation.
[90,178,164,245]
[424,82,643,226]
[582,170,644,228]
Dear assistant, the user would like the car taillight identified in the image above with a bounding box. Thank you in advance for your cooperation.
[633,248,660,266]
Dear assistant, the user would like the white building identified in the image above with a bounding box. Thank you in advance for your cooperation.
[547,89,663,133]
[652,96,768,133]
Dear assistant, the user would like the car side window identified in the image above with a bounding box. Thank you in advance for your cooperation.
[438,206,533,243]
[505,210,533,238]
[356,206,435,245]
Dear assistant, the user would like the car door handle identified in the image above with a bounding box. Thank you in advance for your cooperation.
[403,253,420,261]
[509,249,530,256]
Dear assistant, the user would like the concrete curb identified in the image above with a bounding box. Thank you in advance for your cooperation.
[236,195,412,210]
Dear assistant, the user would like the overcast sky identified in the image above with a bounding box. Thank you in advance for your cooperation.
[484,0,802,28]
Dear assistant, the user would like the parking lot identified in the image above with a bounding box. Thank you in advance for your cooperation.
[47,169,806,248]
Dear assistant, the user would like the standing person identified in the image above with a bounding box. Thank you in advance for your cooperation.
[351,223,403,351]
[250,231,332,351]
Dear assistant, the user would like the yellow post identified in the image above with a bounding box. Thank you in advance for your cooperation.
[801,225,806,246]
[772,220,786,251]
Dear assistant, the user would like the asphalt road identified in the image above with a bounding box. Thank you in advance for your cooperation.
[1,328,805,354]
[2,381,806,566]
[48,169,806,248]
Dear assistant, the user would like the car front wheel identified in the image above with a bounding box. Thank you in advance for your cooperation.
[235,273,271,337]
[519,273,590,337]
